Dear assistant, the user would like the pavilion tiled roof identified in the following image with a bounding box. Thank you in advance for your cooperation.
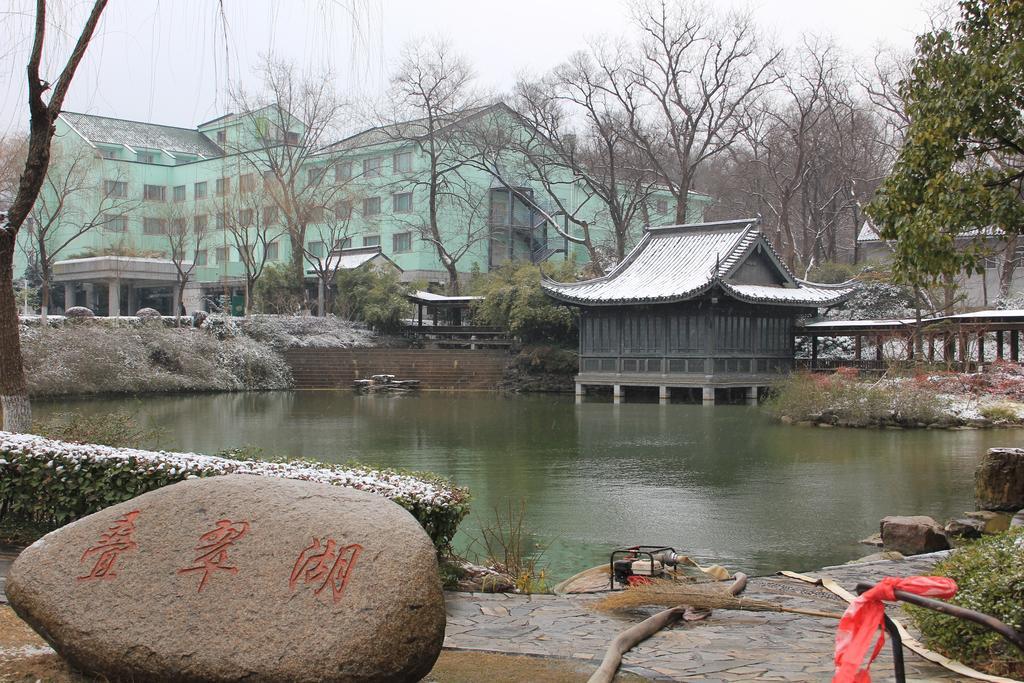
[542,218,855,307]
[60,112,224,157]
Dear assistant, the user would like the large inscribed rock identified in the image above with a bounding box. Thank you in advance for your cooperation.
[6,474,445,682]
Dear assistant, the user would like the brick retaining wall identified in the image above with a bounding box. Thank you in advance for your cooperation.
[284,348,511,390]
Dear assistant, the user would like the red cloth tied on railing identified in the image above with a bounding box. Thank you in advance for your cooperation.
[833,575,958,683]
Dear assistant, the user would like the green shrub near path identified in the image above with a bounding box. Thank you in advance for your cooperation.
[908,528,1024,678]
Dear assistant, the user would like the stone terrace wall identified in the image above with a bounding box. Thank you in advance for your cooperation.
[284,348,510,390]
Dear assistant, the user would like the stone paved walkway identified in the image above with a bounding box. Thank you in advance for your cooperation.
[443,553,967,682]
[1,547,967,681]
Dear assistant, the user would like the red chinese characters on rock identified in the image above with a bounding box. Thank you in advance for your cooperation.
[77,510,141,582]
[289,537,363,603]
[177,519,251,592]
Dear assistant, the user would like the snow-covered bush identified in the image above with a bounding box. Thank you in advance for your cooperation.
[0,432,470,551]
[238,314,376,350]
[21,324,291,396]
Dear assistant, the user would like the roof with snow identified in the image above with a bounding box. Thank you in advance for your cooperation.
[307,246,401,275]
[542,219,856,307]
[60,112,224,157]
[324,104,498,152]
[407,291,482,306]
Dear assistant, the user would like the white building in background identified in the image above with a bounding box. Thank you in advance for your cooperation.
[855,220,1024,309]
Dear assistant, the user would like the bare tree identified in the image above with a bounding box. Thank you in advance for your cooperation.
[232,57,348,285]
[1,0,108,432]
[223,189,286,314]
[0,137,28,206]
[302,187,359,315]
[19,143,136,320]
[464,60,661,275]
[384,39,491,294]
[608,0,783,224]
[164,207,211,324]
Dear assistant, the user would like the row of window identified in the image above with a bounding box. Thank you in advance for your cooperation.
[326,151,412,183]
[104,213,416,254]
[105,192,413,227]
[105,177,415,219]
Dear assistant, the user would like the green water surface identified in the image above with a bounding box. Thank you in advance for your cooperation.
[35,391,1021,580]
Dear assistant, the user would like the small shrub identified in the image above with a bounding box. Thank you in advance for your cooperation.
[907,528,1024,678]
[254,263,306,314]
[979,402,1022,424]
[466,499,550,594]
[765,372,944,426]
[334,267,409,334]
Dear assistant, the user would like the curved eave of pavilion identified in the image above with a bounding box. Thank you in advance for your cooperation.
[542,277,856,308]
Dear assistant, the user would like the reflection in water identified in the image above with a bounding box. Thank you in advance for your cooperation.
[37,391,1021,579]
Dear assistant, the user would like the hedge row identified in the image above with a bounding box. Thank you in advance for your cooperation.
[0,432,470,551]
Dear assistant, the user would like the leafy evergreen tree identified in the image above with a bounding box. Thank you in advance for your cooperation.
[868,0,1024,288]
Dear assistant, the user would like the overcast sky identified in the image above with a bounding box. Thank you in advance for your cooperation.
[0,0,934,138]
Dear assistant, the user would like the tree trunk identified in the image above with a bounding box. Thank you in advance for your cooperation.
[0,239,31,432]
[40,278,49,323]
[1000,234,1018,299]
[317,276,326,316]
[446,262,460,296]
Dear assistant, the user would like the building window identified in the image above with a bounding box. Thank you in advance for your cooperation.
[137,151,157,164]
[238,208,254,227]
[215,177,230,196]
[216,246,234,263]
[143,184,166,202]
[194,181,208,199]
[308,241,325,258]
[392,192,413,213]
[335,161,352,182]
[656,199,669,214]
[173,185,187,202]
[362,196,381,216]
[171,218,187,234]
[307,167,324,187]
[263,205,278,225]
[392,231,413,253]
[104,180,128,198]
[100,148,119,160]
[266,242,279,261]
[194,214,208,232]
[195,249,208,266]
[307,205,325,223]
[338,237,353,249]
[393,151,412,173]
[285,131,300,145]
[239,174,255,193]
[103,214,128,232]
[143,217,167,235]
[362,157,383,178]
[363,234,380,247]
[216,129,227,144]
[336,200,353,220]
[215,213,226,231]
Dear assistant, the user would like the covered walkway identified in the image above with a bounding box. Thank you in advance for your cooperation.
[798,310,1024,370]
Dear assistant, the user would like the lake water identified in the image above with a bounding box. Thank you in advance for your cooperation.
[35,391,1023,580]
